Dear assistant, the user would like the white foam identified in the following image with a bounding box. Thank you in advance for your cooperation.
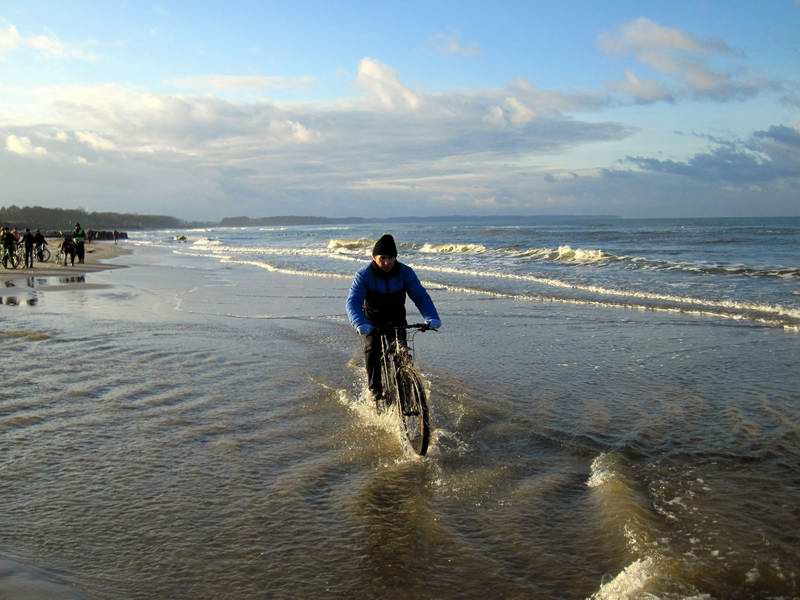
[590,557,657,600]
[555,245,608,263]
[419,243,488,254]
[332,387,423,460]
[587,453,616,488]
[326,238,373,254]
[220,257,352,280]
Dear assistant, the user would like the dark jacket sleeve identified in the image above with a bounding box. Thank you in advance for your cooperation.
[346,267,370,330]
[402,266,440,323]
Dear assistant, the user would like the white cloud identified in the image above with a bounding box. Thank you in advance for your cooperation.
[599,17,730,56]
[356,57,421,111]
[3,59,627,182]
[0,23,96,61]
[485,96,537,126]
[75,130,116,151]
[6,134,47,156]
[432,32,480,57]
[0,24,22,54]
[0,58,639,218]
[610,70,674,104]
[167,74,316,92]
[600,17,757,102]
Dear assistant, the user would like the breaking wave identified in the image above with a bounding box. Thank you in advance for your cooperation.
[327,238,374,254]
[418,243,489,254]
[323,239,799,278]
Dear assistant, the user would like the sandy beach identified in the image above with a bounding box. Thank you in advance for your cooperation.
[0,241,130,282]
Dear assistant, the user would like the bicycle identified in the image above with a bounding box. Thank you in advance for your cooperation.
[36,245,52,263]
[376,323,436,456]
[2,246,19,269]
[54,248,67,265]
[14,244,49,268]
[15,245,30,268]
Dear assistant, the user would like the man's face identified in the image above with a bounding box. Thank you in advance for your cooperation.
[373,255,396,272]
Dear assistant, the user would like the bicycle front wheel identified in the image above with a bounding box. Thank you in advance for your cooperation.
[396,367,430,456]
[39,248,51,262]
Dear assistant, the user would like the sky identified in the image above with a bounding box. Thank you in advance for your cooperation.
[1,1,799,220]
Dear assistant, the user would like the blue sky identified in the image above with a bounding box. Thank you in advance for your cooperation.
[1,1,798,219]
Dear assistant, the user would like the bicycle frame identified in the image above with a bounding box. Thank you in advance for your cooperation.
[375,323,435,455]
[2,245,18,268]
[377,323,431,393]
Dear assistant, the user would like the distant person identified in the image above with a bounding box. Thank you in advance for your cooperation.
[113,230,119,244]
[61,236,77,266]
[21,227,35,269]
[1,226,16,268]
[346,234,441,405]
[34,229,48,261]
[11,227,20,243]
[74,222,86,264]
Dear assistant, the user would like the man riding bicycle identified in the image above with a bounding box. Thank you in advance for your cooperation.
[34,229,48,261]
[346,234,441,404]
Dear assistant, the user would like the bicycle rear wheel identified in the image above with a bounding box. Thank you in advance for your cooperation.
[396,367,430,456]
[38,247,51,262]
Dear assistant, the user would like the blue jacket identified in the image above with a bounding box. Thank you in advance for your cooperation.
[347,261,440,330]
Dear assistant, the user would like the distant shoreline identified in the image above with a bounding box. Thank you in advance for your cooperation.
[4,205,800,233]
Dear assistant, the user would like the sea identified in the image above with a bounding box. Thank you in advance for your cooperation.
[1,216,798,599]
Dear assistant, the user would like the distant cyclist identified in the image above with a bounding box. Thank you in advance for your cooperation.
[34,229,48,261]
[346,234,441,403]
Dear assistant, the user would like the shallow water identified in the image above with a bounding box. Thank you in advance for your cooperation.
[1,227,799,599]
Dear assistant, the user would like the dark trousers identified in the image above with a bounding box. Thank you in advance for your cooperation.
[363,326,407,397]
[76,241,85,263]
[24,246,34,268]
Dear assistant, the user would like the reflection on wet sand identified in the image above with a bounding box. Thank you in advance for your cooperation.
[0,275,96,308]
[1,295,39,306]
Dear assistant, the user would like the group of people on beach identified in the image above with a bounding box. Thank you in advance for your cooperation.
[1,226,47,269]
[1,222,87,269]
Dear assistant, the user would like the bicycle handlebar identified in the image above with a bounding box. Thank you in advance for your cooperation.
[375,322,438,335]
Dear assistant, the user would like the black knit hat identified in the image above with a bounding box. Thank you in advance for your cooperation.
[372,234,398,257]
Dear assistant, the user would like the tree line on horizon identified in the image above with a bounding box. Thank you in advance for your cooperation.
[1,205,625,232]
[0,205,187,231]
